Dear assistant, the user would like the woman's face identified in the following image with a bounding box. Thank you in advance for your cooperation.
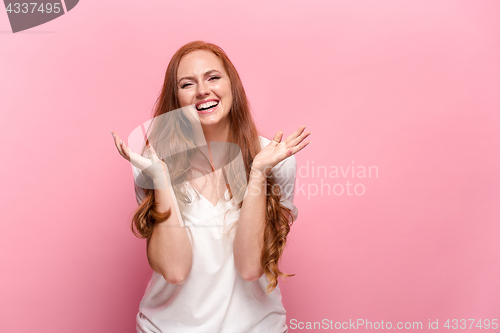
[177,50,233,129]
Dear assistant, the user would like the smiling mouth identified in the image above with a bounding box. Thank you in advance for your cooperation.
[196,100,219,112]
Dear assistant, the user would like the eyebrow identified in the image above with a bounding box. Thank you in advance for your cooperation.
[177,70,222,84]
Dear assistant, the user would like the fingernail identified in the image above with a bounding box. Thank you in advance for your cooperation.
[120,140,123,145]
[111,131,115,139]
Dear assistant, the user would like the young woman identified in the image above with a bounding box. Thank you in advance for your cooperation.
[111,41,311,333]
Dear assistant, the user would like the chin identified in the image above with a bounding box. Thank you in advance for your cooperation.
[200,119,220,127]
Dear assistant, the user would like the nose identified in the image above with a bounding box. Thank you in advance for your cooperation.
[196,81,210,98]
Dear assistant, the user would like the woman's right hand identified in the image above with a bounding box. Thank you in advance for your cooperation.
[111,131,170,188]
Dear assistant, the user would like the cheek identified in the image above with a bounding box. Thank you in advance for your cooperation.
[227,88,233,105]
[221,83,232,100]
[177,91,190,106]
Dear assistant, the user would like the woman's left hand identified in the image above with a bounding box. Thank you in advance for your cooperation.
[252,126,311,177]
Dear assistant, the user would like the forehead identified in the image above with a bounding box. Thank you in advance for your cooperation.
[177,50,226,77]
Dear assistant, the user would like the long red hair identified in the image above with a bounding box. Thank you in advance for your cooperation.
[131,41,294,293]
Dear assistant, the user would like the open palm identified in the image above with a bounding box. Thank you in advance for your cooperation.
[111,131,169,188]
[253,126,311,176]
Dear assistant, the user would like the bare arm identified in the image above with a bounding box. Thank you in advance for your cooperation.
[147,175,192,284]
[111,130,192,284]
[233,168,267,281]
[233,127,311,281]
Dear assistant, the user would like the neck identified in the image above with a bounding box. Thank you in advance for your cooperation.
[202,119,230,143]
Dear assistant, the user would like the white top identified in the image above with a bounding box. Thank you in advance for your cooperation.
[133,136,298,333]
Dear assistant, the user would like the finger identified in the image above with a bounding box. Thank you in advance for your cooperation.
[111,131,127,158]
[287,138,311,156]
[120,138,132,159]
[284,125,307,144]
[272,130,284,145]
[288,128,312,148]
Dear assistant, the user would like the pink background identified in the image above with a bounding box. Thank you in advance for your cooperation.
[1,0,499,332]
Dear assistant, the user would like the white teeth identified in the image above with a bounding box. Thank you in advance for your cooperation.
[196,101,218,110]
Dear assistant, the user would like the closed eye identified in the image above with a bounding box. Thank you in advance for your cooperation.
[180,76,220,89]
